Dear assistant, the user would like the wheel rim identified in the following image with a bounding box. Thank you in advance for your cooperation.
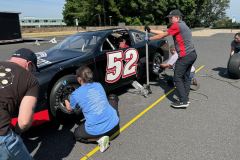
[153,54,162,74]
[57,83,79,113]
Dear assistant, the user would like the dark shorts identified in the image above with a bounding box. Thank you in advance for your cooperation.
[74,123,120,143]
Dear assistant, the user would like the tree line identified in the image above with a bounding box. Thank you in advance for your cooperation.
[62,0,230,28]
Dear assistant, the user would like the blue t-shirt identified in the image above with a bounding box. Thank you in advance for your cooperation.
[70,82,119,135]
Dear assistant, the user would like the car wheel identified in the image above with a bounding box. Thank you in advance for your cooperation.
[152,52,163,76]
[227,53,240,79]
[49,75,80,118]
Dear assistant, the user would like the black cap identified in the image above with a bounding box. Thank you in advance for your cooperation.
[166,9,183,18]
[12,48,39,71]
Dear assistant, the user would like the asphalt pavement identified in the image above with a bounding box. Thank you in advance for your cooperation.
[0,32,240,160]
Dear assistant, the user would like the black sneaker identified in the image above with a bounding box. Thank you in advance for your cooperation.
[171,101,189,108]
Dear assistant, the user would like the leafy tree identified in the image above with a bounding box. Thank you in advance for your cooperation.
[191,0,230,27]
[104,0,122,26]
[149,0,168,25]
[62,0,230,27]
[162,0,196,27]
[63,0,99,26]
[199,0,230,27]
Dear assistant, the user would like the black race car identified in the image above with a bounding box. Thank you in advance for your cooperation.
[34,28,169,120]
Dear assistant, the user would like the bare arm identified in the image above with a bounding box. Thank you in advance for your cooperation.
[150,29,166,34]
[230,40,235,56]
[149,29,169,41]
[18,96,37,131]
[65,100,73,112]
[160,63,172,69]
[230,48,234,56]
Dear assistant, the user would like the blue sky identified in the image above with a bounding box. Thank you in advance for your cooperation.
[0,0,65,18]
[226,0,240,21]
[0,0,239,21]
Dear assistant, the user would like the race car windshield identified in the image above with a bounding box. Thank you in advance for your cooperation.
[50,34,102,53]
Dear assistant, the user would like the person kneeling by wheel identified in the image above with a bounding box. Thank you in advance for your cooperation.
[228,32,240,79]
[230,32,240,56]
[64,66,120,152]
[160,45,199,90]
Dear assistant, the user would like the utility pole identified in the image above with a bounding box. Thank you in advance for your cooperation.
[109,16,112,26]
[75,18,79,31]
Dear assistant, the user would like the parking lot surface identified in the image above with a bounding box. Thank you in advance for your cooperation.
[0,32,240,160]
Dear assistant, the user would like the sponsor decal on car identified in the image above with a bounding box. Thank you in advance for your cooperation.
[105,48,139,83]
[35,51,52,67]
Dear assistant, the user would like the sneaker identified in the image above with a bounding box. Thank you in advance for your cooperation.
[97,136,110,152]
[173,96,190,104]
[171,101,189,108]
[191,78,198,85]
[108,94,119,108]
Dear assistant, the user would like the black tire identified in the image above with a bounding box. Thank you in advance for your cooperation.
[49,75,80,118]
[152,52,163,76]
[227,53,240,79]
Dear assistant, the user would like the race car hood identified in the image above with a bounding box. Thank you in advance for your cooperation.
[35,49,85,68]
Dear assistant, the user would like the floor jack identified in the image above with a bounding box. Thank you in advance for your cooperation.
[131,30,152,98]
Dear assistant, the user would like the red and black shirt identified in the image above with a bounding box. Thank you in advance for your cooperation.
[167,20,195,57]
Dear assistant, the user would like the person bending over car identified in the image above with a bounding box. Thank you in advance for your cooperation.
[160,45,198,87]
[64,66,119,153]
[230,32,240,56]
[0,48,39,160]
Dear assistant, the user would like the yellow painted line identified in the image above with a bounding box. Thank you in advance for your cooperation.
[80,65,205,160]
[195,65,205,73]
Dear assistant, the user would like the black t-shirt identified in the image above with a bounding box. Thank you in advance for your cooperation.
[231,40,240,53]
[0,61,39,135]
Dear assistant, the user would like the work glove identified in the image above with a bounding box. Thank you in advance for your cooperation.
[144,25,151,33]
[144,36,150,43]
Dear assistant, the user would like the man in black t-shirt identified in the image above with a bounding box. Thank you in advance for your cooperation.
[0,48,39,160]
[230,32,240,56]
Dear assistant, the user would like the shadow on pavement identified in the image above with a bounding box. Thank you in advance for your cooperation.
[22,94,122,160]
[150,69,178,103]
[212,67,231,79]
[22,117,78,160]
[156,77,178,103]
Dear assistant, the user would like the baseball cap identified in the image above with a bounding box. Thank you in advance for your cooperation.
[12,48,39,71]
[166,9,183,18]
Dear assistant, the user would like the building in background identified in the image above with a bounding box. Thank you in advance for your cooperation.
[0,11,22,43]
[20,17,66,28]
